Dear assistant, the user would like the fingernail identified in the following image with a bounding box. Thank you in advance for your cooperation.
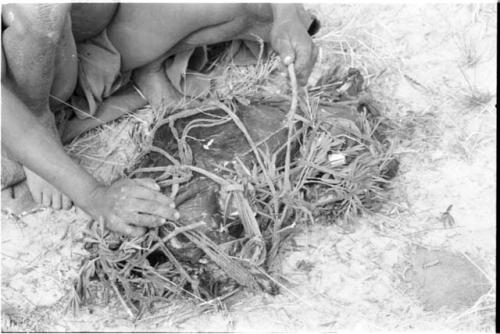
[170,202,176,209]
[161,218,167,225]
[174,211,180,220]
[284,56,293,65]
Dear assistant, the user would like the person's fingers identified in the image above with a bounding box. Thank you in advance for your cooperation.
[42,191,52,207]
[126,198,180,221]
[62,195,72,210]
[310,43,319,73]
[52,193,62,210]
[294,38,317,86]
[294,42,308,76]
[129,212,167,228]
[274,34,295,66]
[107,219,146,237]
[127,184,176,209]
[303,44,319,86]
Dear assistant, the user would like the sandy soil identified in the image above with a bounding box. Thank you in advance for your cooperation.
[1,3,496,332]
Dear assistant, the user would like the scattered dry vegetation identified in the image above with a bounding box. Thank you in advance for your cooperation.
[67,43,400,319]
[1,3,496,332]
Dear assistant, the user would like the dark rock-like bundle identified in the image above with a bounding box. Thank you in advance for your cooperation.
[74,60,399,318]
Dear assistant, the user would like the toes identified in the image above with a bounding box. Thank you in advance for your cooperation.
[42,191,52,207]
[52,194,62,210]
[32,190,42,204]
[62,195,72,210]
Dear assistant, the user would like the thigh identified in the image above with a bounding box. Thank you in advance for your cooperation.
[1,4,71,109]
[70,3,118,42]
[50,13,78,109]
[107,3,249,71]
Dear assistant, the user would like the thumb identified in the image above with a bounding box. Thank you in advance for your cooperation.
[275,37,295,66]
[283,54,295,66]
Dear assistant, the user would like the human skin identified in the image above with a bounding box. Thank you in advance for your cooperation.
[59,4,319,143]
[2,4,178,236]
[107,4,317,83]
[1,3,317,236]
[2,4,76,209]
[1,81,178,236]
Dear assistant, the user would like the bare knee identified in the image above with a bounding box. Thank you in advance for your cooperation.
[2,4,71,43]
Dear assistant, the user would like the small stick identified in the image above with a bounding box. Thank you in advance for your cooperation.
[161,221,207,243]
[184,165,230,186]
[145,221,207,256]
[269,63,299,268]
[110,280,135,319]
[283,63,298,193]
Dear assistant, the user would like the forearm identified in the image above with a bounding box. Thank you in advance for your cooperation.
[1,83,101,211]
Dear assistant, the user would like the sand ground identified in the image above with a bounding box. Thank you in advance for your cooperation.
[1,3,496,332]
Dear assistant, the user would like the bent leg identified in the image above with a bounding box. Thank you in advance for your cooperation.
[1,81,101,214]
[1,150,25,190]
[108,3,258,71]
[2,4,75,209]
[106,4,265,112]
[2,4,71,111]
[50,14,78,110]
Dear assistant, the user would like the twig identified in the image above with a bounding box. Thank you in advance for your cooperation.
[110,280,136,319]
[147,269,206,303]
[459,250,493,285]
[212,102,278,197]
[269,63,299,268]
[161,221,207,243]
[284,63,299,192]
[146,221,207,256]
[183,165,231,186]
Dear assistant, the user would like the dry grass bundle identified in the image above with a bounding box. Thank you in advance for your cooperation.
[71,42,399,320]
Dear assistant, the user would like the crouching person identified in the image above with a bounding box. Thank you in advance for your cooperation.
[1,4,179,236]
[1,3,319,236]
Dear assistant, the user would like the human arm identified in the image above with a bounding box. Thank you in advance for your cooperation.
[269,4,318,85]
[1,82,178,236]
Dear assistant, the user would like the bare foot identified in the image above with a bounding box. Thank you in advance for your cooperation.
[24,167,72,210]
[1,181,40,215]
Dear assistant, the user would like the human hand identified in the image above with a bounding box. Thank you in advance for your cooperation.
[87,178,179,237]
[270,18,318,86]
